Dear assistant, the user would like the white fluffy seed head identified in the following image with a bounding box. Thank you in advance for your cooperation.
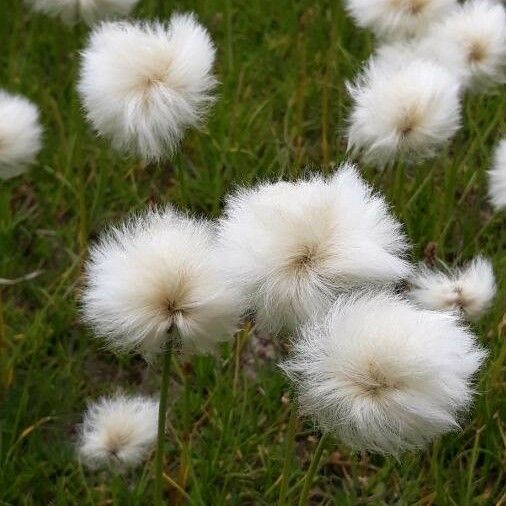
[282,291,486,454]
[27,0,139,25]
[0,91,42,179]
[217,163,411,334]
[419,0,506,89]
[26,0,138,25]
[346,58,462,167]
[488,138,506,210]
[78,15,217,161]
[408,257,496,319]
[81,207,240,356]
[78,394,158,469]
[344,0,457,40]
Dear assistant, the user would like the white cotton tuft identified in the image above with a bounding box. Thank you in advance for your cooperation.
[78,15,217,161]
[282,291,486,454]
[408,257,496,319]
[0,91,42,179]
[346,58,462,167]
[217,163,412,334]
[344,0,457,40]
[488,138,506,210]
[418,0,506,89]
[78,394,158,469]
[81,207,240,356]
[26,0,139,25]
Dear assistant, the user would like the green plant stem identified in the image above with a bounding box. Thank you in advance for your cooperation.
[297,432,328,506]
[278,402,298,506]
[154,337,174,506]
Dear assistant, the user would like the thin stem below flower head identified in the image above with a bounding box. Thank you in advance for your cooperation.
[278,400,299,506]
[297,432,329,506]
[154,330,175,506]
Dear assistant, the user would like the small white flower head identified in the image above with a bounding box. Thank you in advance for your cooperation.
[26,0,139,25]
[344,0,457,40]
[409,257,496,319]
[78,394,158,469]
[488,138,506,210]
[419,0,506,88]
[78,15,217,161]
[282,291,487,454]
[217,163,411,334]
[346,58,462,167]
[0,91,42,179]
[81,207,240,356]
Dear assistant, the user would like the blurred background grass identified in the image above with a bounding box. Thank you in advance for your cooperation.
[0,0,504,504]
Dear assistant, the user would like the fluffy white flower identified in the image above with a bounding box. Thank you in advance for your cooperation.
[0,91,42,179]
[344,0,457,40]
[488,138,506,210]
[26,0,139,25]
[217,164,411,334]
[346,58,462,166]
[78,15,216,161]
[81,207,239,356]
[78,394,158,469]
[282,291,486,454]
[418,0,506,88]
[408,257,496,319]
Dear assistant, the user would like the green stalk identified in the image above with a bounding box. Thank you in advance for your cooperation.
[278,402,298,506]
[297,432,328,506]
[154,336,174,506]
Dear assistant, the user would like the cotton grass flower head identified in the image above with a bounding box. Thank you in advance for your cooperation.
[217,163,411,334]
[81,207,239,356]
[282,291,486,454]
[344,0,457,40]
[418,0,506,89]
[78,394,158,469]
[26,0,139,25]
[488,138,506,210]
[346,57,462,167]
[78,14,217,161]
[0,91,42,179]
[408,257,496,319]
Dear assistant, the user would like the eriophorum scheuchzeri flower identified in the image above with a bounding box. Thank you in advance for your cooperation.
[26,0,139,25]
[78,394,158,469]
[81,207,240,356]
[78,14,216,160]
[346,56,462,167]
[417,0,506,89]
[344,0,456,40]
[488,138,506,211]
[408,257,496,319]
[0,90,42,179]
[216,163,412,334]
[282,291,487,454]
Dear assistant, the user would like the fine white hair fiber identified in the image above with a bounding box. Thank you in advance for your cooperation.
[346,57,462,167]
[78,393,158,469]
[81,206,240,357]
[408,257,496,319]
[78,14,217,161]
[0,90,42,179]
[282,291,487,454]
[344,0,457,40]
[488,138,506,210]
[217,163,412,334]
[26,0,139,25]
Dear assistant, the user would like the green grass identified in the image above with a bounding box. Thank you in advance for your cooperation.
[1,0,505,504]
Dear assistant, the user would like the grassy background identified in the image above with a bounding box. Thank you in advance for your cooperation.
[0,0,505,504]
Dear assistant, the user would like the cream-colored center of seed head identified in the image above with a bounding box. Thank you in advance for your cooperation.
[397,106,422,138]
[106,427,134,457]
[347,362,401,397]
[467,40,488,63]
[407,0,428,15]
